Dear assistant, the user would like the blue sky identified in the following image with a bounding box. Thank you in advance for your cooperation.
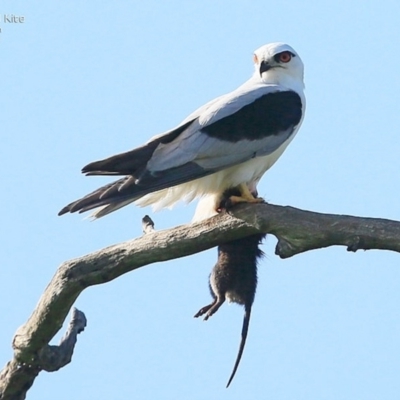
[1,1,400,399]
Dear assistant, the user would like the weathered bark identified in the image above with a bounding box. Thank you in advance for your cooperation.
[1,202,400,399]
[0,308,86,400]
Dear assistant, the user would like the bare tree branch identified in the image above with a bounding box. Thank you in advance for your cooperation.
[0,308,86,400]
[37,308,87,372]
[1,202,400,398]
[232,203,400,257]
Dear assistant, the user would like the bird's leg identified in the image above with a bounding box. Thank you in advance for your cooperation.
[228,183,264,206]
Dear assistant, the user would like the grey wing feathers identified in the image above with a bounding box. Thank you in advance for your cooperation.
[58,130,217,216]
[81,119,195,176]
[147,88,302,171]
[59,84,303,216]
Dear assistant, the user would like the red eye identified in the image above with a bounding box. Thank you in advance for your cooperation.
[278,51,292,63]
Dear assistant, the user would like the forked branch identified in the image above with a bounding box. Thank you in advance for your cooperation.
[1,202,400,399]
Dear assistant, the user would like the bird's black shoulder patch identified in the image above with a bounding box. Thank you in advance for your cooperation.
[202,90,302,142]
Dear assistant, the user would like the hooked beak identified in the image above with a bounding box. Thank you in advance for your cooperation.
[259,60,272,76]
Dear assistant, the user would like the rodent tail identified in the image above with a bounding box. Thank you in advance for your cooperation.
[226,307,252,388]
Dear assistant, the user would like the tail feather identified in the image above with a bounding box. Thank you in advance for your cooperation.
[58,178,130,216]
[87,199,137,219]
[58,161,212,216]
[59,120,201,217]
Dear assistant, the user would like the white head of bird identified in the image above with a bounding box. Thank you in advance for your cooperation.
[253,42,304,91]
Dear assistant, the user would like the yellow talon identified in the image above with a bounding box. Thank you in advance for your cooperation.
[228,183,264,205]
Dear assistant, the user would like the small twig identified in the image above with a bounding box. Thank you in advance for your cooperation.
[142,215,155,234]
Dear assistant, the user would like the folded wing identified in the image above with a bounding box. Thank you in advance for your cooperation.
[59,85,302,216]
